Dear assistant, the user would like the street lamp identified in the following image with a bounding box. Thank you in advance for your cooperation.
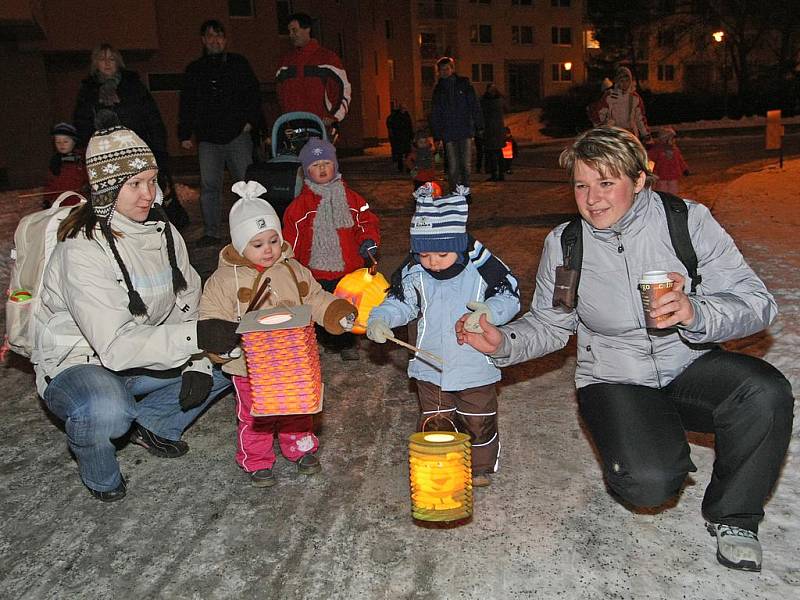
[712,31,728,118]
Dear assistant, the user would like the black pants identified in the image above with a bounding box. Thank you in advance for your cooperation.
[578,350,793,532]
[486,149,505,180]
[318,277,356,350]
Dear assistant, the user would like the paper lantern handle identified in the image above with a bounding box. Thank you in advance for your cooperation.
[420,414,459,433]
[366,248,378,275]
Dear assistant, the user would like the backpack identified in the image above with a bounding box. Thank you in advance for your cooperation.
[554,191,701,310]
[4,192,87,358]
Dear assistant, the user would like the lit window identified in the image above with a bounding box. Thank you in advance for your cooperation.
[551,63,572,82]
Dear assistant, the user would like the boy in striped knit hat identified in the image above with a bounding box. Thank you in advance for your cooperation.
[365,184,520,487]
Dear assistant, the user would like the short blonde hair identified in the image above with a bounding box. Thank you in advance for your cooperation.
[559,126,654,187]
[90,44,125,76]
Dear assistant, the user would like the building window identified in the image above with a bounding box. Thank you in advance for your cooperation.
[420,32,439,59]
[385,20,393,39]
[471,63,494,82]
[551,63,572,82]
[469,0,491,3]
[657,64,675,81]
[229,0,254,17]
[551,27,571,46]
[512,0,534,5]
[148,73,185,92]
[422,65,436,87]
[551,0,570,6]
[470,24,493,44]
[277,0,291,34]
[512,25,534,45]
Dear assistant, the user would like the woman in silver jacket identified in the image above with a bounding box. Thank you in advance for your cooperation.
[456,126,793,572]
[33,124,240,502]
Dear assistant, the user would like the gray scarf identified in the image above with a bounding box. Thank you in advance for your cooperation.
[305,175,354,273]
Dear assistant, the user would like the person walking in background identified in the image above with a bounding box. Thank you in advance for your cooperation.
[430,57,483,196]
[178,19,265,247]
[386,103,414,173]
[282,138,380,361]
[648,127,689,194]
[588,66,651,142]
[276,12,351,137]
[480,84,506,182]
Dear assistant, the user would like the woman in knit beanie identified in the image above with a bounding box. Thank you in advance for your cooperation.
[35,124,240,502]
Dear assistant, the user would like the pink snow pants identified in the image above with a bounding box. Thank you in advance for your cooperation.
[232,375,319,472]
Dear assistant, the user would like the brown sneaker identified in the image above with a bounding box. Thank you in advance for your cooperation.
[249,468,277,488]
[472,473,491,488]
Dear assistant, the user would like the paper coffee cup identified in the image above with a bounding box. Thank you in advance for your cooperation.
[638,271,674,328]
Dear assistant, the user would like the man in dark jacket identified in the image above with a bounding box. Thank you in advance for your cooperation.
[178,19,265,246]
[386,103,414,172]
[430,57,483,194]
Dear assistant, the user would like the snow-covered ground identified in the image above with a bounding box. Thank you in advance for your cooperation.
[0,149,797,599]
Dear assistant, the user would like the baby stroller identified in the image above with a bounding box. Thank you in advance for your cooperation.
[245,111,328,220]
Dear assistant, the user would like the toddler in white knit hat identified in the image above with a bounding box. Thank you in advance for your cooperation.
[199,181,356,487]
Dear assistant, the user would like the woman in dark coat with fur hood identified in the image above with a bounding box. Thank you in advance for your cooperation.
[73,43,189,227]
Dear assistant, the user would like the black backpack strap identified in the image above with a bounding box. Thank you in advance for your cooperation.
[657,191,701,293]
[560,215,583,272]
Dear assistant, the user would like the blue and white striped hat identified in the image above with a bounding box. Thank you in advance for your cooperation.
[410,184,469,253]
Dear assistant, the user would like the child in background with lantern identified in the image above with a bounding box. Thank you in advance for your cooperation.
[647,127,689,194]
[283,137,381,361]
[404,129,439,192]
[200,181,357,487]
[366,184,520,488]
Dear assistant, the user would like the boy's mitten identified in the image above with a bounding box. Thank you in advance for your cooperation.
[464,301,493,333]
[683,169,690,176]
[359,239,378,260]
[197,318,241,354]
[179,371,213,411]
[366,318,393,343]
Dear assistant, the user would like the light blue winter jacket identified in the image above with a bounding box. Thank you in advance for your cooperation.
[369,258,520,391]
[491,188,777,389]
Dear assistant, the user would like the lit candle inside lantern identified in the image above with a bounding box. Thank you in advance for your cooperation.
[409,431,473,526]
[333,268,389,334]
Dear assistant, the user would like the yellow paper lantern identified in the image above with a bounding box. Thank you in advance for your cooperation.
[409,431,472,526]
[333,267,389,335]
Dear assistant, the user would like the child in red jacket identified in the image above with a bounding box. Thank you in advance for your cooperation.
[282,137,380,361]
[44,123,88,208]
[648,127,689,195]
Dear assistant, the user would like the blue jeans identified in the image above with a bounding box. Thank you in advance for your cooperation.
[43,365,232,492]
[444,138,473,192]
[198,130,253,237]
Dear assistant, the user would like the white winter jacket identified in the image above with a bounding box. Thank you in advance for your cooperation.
[492,188,777,389]
[32,213,209,395]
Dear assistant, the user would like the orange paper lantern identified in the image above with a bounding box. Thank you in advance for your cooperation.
[333,268,389,334]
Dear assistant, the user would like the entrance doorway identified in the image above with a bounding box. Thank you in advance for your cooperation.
[507,62,541,109]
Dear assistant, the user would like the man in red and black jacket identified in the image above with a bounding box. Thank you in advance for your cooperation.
[275,13,351,132]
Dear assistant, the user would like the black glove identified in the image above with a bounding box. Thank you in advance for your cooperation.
[196,318,240,354]
[683,169,690,177]
[359,239,377,261]
[179,370,213,411]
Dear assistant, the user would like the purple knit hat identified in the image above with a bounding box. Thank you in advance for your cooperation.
[299,137,339,178]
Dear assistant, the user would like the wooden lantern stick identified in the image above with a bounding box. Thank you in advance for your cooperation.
[386,335,444,365]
